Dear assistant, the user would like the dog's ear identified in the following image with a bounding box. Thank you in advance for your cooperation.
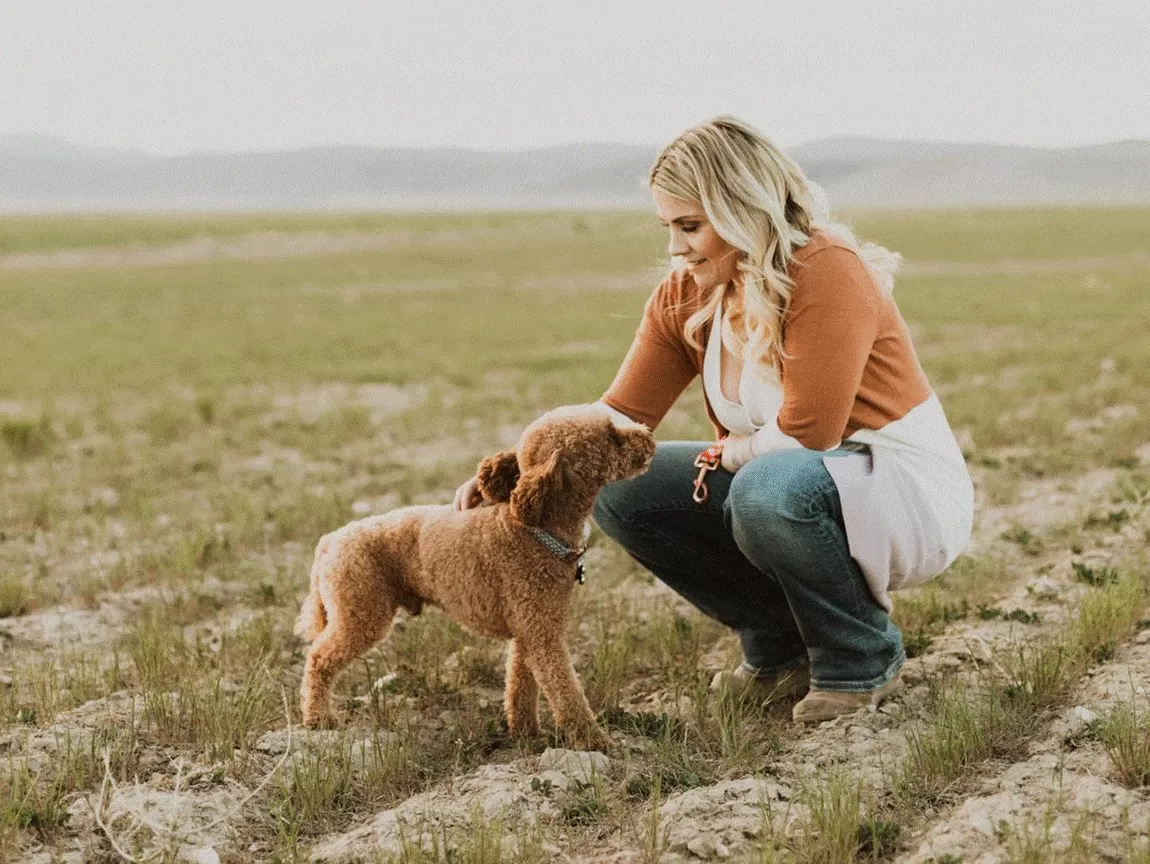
[509,451,563,526]
[476,450,520,503]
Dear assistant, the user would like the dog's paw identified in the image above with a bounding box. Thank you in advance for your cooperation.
[568,726,612,753]
[301,712,339,730]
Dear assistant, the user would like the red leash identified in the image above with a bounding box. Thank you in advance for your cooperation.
[692,441,725,504]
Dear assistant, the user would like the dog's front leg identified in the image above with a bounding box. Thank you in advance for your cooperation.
[519,634,610,751]
[504,639,539,738]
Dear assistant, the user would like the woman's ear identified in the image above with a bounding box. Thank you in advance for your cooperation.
[509,451,563,526]
[476,450,520,503]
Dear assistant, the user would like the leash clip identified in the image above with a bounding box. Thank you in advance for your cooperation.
[692,442,725,504]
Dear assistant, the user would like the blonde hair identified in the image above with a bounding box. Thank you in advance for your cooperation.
[649,116,899,375]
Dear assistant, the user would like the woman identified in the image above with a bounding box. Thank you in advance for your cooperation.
[458,116,973,724]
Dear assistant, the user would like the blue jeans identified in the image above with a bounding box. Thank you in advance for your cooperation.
[593,442,904,692]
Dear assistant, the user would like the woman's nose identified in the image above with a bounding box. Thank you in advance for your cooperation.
[667,230,689,258]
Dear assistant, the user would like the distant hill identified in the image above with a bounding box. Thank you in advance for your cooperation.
[794,136,1150,208]
[2,134,1149,211]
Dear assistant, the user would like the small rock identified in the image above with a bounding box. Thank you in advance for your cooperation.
[185,848,220,864]
[0,674,12,687]
[1135,441,1150,467]
[1072,705,1099,725]
[658,779,786,859]
[1027,576,1061,600]
[1135,629,1150,645]
[687,835,718,858]
[255,727,346,755]
[538,747,609,783]
[533,769,571,791]
[1060,704,1100,741]
[256,728,402,769]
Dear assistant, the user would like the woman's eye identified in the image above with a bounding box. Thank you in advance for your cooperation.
[681,224,699,233]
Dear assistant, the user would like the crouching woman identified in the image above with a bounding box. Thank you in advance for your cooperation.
[591,116,973,723]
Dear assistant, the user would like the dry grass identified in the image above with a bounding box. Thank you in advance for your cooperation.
[896,567,1148,808]
[0,207,1148,861]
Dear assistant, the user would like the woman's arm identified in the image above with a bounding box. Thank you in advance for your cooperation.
[601,276,699,431]
[601,332,696,431]
[595,399,639,426]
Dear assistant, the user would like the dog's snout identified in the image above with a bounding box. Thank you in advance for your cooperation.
[618,429,656,476]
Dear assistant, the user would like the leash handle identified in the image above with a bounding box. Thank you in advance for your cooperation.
[692,441,725,504]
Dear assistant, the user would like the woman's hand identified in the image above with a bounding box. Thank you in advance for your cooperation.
[453,475,484,511]
[720,434,755,473]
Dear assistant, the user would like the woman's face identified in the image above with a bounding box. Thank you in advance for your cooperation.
[653,188,741,290]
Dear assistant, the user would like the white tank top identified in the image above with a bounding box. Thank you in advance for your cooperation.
[702,294,784,436]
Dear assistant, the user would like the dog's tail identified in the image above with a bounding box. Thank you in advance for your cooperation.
[294,535,331,641]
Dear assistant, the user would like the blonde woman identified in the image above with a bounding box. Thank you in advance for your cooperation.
[458,116,973,724]
[594,116,971,725]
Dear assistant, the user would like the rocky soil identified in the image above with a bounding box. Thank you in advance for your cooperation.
[2,439,1146,863]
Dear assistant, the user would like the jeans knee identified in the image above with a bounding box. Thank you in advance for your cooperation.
[728,450,826,529]
[594,441,705,542]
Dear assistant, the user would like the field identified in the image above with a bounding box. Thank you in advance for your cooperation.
[1,206,1149,863]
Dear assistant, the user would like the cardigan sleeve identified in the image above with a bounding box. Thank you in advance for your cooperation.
[770,246,880,451]
[601,275,699,431]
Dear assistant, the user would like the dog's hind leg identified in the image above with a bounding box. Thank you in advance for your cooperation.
[504,639,539,738]
[300,589,398,728]
[519,635,609,751]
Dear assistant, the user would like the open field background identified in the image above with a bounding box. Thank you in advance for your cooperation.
[1,207,1149,863]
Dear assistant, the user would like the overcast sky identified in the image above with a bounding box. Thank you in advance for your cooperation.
[3,1,1148,155]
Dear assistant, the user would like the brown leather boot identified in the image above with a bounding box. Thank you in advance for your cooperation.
[710,662,810,701]
[792,673,903,724]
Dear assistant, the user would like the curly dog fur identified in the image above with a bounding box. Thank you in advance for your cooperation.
[294,404,655,749]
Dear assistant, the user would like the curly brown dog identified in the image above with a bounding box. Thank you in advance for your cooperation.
[294,404,655,749]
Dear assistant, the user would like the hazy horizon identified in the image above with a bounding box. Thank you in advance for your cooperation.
[5,131,1150,159]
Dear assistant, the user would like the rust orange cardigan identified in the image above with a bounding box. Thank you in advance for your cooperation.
[602,231,931,448]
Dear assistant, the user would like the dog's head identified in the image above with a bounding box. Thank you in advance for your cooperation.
[475,404,655,526]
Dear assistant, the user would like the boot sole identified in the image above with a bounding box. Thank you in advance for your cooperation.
[792,676,904,724]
